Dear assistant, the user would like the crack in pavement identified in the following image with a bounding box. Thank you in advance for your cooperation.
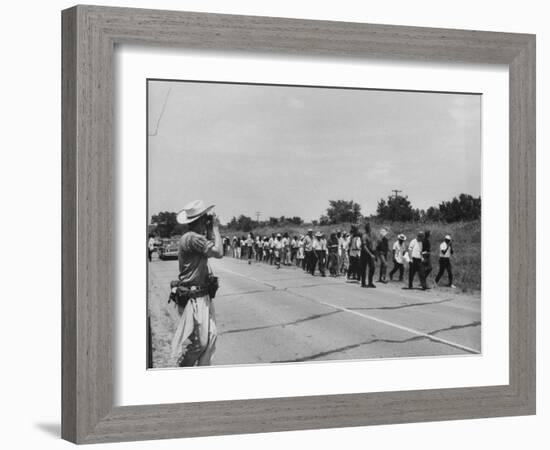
[347,298,455,311]
[429,321,481,336]
[219,310,342,335]
[213,260,480,355]
[272,321,481,363]
[218,288,274,298]
[283,282,347,290]
[281,287,480,354]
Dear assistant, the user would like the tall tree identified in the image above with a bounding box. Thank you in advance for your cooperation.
[376,195,415,221]
[150,211,178,237]
[325,200,362,224]
[438,194,481,222]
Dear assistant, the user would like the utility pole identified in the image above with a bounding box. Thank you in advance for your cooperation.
[391,189,403,198]
[255,211,261,223]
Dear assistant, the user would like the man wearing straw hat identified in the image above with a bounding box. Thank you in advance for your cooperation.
[389,233,407,282]
[375,228,389,283]
[170,200,223,367]
[435,234,456,288]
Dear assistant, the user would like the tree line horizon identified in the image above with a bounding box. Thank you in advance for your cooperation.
[150,193,481,238]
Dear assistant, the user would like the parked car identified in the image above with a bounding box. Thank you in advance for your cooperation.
[158,236,180,260]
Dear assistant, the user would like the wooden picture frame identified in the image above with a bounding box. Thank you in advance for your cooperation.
[61,5,536,444]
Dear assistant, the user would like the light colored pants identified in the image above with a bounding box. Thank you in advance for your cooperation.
[341,251,349,273]
[171,295,217,366]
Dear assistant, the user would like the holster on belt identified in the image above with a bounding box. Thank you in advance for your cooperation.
[168,275,220,308]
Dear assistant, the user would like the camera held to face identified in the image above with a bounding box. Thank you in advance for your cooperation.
[204,213,214,229]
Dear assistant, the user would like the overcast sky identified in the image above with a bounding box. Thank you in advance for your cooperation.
[148,80,480,223]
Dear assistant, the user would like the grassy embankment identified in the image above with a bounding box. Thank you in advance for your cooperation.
[222,219,481,292]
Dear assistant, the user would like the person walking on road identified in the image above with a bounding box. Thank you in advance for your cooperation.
[273,233,283,269]
[375,228,389,283]
[406,231,427,290]
[268,233,275,265]
[262,236,269,262]
[297,235,305,268]
[360,222,377,288]
[347,226,361,281]
[389,234,407,281]
[304,229,314,274]
[422,229,433,279]
[232,236,239,258]
[170,200,223,367]
[283,232,292,265]
[148,234,156,262]
[245,232,254,264]
[340,232,350,275]
[291,235,299,265]
[327,231,339,276]
[336,229,343,275]
[435,234,456,288]
[312,231,326,277]
[255,236,262,261]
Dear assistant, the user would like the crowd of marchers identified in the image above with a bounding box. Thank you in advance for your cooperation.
[222,223,456,290]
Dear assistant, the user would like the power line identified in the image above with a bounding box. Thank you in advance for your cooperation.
[391,189,403,198]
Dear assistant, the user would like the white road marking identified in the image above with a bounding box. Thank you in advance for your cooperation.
[215,260,481,354]
[215,264,278,288]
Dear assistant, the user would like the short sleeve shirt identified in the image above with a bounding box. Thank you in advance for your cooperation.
[439,242,452,258]
[312,238,322,251]
[349,236,362,257]
[376,237,389,255]
[304,235,314,251]
[409,239,423,259]
[393,240,406,263]
[178,231,214,286]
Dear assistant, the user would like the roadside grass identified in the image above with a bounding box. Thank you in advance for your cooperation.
[222,219,481,292]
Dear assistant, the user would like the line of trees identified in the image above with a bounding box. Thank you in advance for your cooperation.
[150,193,480,237]
[376,193,481,223]
[226,215,304,232]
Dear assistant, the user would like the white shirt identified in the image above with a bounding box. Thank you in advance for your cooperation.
[349,236,362,257]
[148,237,156,250]
[408,238,423,259]
[439,241,453,258]
[341,236,350,251]
[304,235,314,251]
[312,238,322,251]
[393,240,406,263]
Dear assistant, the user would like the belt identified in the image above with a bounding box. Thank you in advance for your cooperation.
[184,285,209,296]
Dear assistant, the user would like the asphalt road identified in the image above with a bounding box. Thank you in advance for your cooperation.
[148,255,481,368]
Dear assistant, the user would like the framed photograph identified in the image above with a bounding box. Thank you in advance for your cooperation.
[62,5,536,444]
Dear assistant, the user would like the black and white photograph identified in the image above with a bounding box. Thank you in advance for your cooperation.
[146,79,482,369]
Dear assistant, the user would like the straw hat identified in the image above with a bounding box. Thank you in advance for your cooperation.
[176,200,215,224]
[398,233,406,240]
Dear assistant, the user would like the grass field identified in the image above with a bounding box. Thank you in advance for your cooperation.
[222,219,481,292]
